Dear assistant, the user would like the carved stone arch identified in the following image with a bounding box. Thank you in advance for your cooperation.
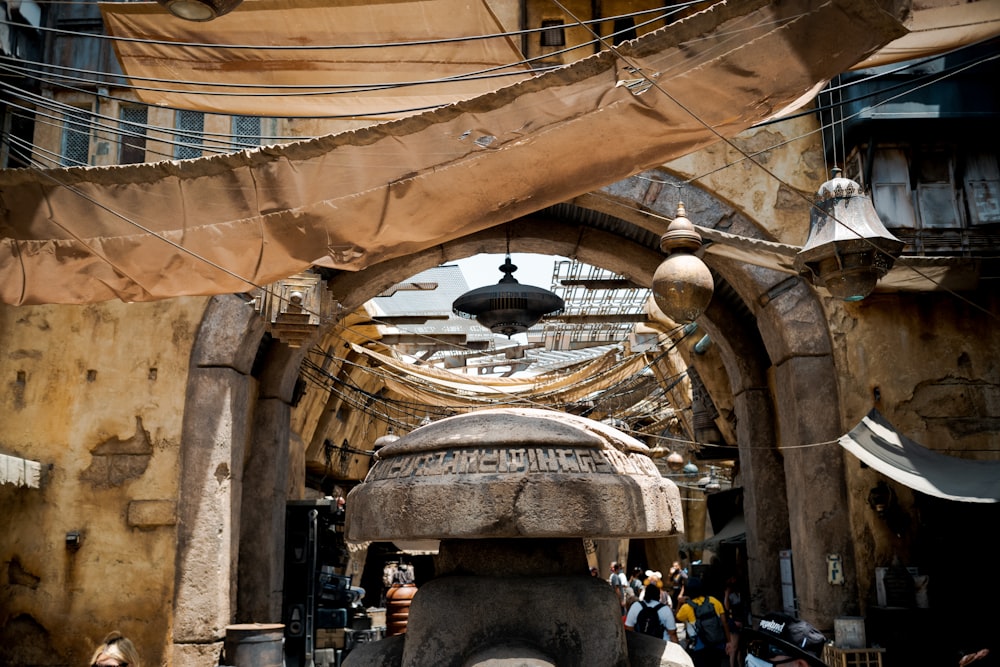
[172,294,319,664]
[323,217,665,313]
[588,171,857,625]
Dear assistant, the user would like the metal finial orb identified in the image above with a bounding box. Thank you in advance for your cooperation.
[652,202,714,324]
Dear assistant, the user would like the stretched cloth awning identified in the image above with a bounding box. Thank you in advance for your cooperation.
[350,342,652,407]
[1,0,912,306]
[682,513,745,551]
[99,0,533,119]
[839,409,1000,503]
[849,0,1000,70]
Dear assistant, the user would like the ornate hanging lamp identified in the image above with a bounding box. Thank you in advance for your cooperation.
[156,0,242,21]
[652,202,714,324]
[795,168,905,301]
[452,234,564,338]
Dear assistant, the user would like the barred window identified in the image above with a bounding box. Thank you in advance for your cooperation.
[612,17,637,45]
[540,19,565,48]
[175,109,204,160]
[119,105,148,164]
[61,105,93,167]
[965,151,1000,226]
[232,115,262,149]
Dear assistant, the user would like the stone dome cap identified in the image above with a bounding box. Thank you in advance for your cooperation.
[345,407,683,542]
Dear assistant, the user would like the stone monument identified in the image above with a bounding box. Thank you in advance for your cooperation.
[344,407,692,667]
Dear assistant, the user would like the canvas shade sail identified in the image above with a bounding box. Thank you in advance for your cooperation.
[99,0,534,119]
[351,342,653,407]
[849,0,1000,70]
[0,0,912,306]
[839,409,1000,503]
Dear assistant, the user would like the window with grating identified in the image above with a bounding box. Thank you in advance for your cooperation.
[232,115,262,149]
[964,151,1000,226]
[612,17,637,45]
[175,109,204,160]
[540,19,565,47]
[119,105,148,164]
[1,104,35,169]
[60,105,93,167]
[871,147,917,228]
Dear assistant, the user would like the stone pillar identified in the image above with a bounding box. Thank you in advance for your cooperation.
[237,396,291,623]
[173,367,253,662]
[774,355,858,631]
[173,295,265,667]
[733,387,789,619]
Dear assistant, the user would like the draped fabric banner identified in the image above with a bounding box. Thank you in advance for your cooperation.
[100,0,533,119]
[839,408,1000,503]
[2,0,912,306]
[351,342,653,408]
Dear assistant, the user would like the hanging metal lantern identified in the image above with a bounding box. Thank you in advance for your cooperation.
[666,451,685,472]
[452,255,564,338]
[156,0,242,21]
[652,202,714,324]
[795,168,905,301]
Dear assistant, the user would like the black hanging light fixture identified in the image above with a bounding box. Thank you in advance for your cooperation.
[452,229,564,338]
[795,167,905,301]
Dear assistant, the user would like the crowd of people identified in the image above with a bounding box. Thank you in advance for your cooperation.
[604,560,833,667]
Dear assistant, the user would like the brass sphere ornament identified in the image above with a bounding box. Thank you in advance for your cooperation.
[652,202,714,323]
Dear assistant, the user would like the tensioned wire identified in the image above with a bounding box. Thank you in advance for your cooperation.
[549,0,1000,321]
[3,21,989,160]
[0,2,702,51]
[7,46,978,156]
[1,3,992,396]
[3,34,993,329]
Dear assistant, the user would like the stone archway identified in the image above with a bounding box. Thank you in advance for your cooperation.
[168,170,856,661]
[321,170,854,627]
[171,294,319,665]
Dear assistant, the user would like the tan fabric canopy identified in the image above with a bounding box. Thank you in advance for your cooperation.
[1,0,911,306]
[849,0,1000,70]
[352,342,653,407]
[100,0,533,119]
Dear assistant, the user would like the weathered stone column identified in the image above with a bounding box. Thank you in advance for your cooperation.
[733,386,789,618]
[172,295,265,667]
[774,355,858,631]
[237,396,290,623]
[172,366,254,666]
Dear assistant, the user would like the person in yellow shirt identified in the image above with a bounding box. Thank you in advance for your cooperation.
[674,577,730,667]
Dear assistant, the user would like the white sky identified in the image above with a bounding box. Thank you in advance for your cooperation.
[453,253,567,289]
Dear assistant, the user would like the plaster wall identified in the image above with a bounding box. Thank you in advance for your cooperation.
[0,297,209,666]
[666,115,826,247]
[831,290,1000,616]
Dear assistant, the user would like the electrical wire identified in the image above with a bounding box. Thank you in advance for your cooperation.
[8,2,996,444]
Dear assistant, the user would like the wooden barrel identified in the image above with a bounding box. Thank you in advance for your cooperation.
[385,583,418,636]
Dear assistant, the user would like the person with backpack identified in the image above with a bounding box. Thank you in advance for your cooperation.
[675,577,730,667]
[625,583,680,643]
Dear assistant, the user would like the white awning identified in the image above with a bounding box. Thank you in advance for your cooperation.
[839,409,1000,503]
[0,452,43,488]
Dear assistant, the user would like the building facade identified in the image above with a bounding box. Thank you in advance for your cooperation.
[1,1,998,665]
